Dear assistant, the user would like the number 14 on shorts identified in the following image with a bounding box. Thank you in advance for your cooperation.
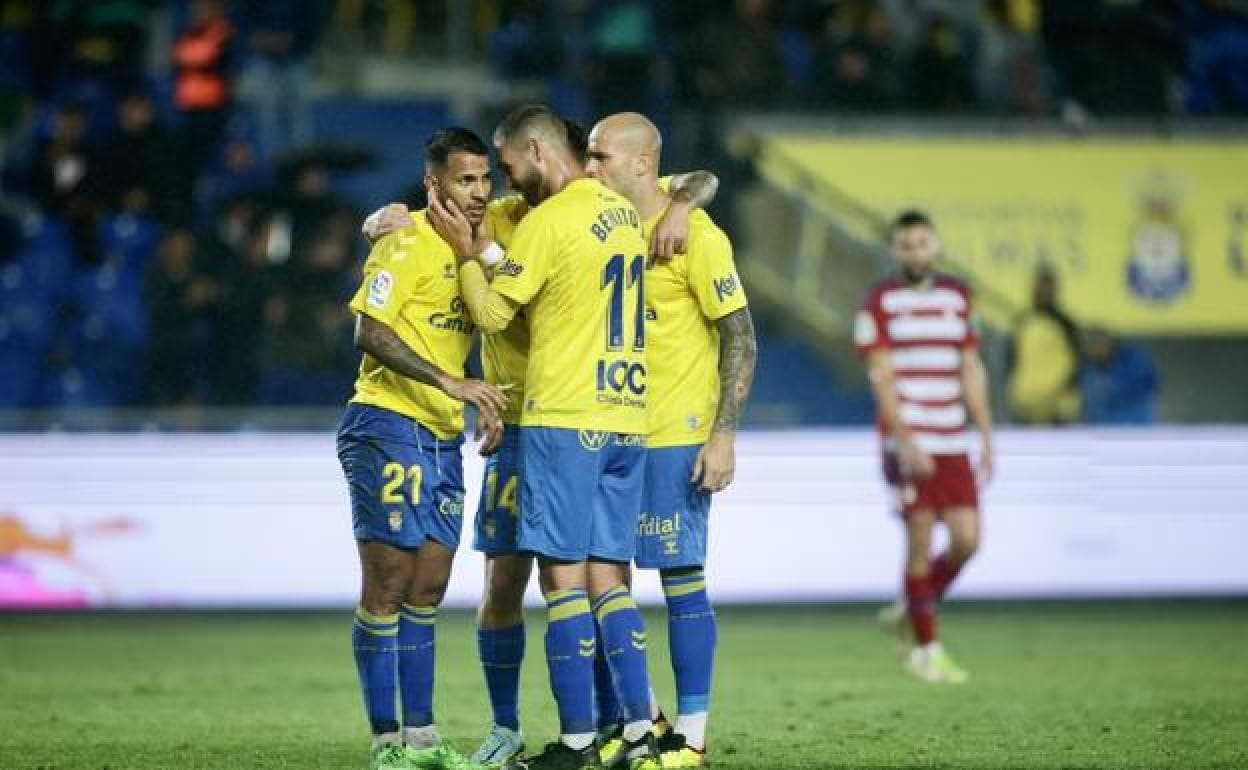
[483,470,519,517]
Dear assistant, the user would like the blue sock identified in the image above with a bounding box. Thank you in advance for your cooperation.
[594,585,653,723]
[545,589,597,736]
[398,603,437,728]
[593,627,621,731]
[478,623,525,730]
[352,606,399,734]
[663,570,717,717]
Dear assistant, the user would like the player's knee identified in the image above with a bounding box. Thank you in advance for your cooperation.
[406,574,451,609]
[951,532,980,564]
[587,562,631,601]
[360,580,406,617]
[479,577,526,628]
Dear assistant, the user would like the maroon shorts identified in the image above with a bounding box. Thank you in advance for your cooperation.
[883,452,979,518]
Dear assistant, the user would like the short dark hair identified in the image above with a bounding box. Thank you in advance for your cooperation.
[495,104,569,148]
[424,127,489,169]
[563,117,588,163]
[890,209,933,234]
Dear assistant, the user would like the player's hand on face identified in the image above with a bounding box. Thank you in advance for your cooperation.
[691,430,736,494]
[425,182,477,260]
[899,437,936,479]
[362,203,413,242]
[650,201,691,260]
[475,410,504,456]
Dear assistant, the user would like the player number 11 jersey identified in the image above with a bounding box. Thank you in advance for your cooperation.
[490,178,649,435]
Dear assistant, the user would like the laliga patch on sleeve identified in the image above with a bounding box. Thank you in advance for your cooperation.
[368,270,394,309]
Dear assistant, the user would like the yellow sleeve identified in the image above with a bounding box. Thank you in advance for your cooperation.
[687,226,748,321]
[459,260,520,333]
[348,233,423,327]
[487,195,528,250]
[658,175,672,193]
[490,210,555,307]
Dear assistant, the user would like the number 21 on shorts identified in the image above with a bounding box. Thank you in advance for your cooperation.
[381,462,422,504]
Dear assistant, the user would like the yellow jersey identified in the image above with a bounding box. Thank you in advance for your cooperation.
[491,178,648,434]
[348,210,475,439]
[642,204,747,447]
[481,195,530,425]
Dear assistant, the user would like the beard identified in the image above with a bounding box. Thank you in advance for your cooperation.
[515,167,545,207]
[901,263,931,285]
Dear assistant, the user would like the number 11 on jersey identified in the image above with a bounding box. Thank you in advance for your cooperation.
[603,253,645,352]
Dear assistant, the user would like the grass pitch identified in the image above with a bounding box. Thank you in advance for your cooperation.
[1,602,1245,769]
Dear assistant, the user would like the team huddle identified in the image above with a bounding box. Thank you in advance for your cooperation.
[337,105,755,770]
[335,104,990,770]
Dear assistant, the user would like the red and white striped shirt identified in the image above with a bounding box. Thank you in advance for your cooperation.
[854,274,977,455]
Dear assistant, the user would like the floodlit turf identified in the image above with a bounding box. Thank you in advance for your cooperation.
[1,602,1245,769]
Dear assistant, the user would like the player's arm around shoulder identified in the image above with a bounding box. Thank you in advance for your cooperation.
[652,170,719,259]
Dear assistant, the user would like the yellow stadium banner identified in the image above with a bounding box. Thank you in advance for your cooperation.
[763,136,1248,334]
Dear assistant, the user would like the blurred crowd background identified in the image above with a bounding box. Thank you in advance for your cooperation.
[0,0,1245,427]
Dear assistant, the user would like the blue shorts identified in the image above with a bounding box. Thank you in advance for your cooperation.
[336,403,466,551]
[473,426,523,555]
[516,427,646,563]
[635,444,712,570]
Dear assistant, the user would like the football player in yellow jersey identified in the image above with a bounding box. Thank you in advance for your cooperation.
[336,128,508,770]
[585,113,757,769]
[444,104,661,770]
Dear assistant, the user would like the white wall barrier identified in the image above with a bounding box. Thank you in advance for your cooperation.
[2,428,1246,608]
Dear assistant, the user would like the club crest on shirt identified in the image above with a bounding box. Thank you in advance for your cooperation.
[368,270,393,309]
[387,510,403,532]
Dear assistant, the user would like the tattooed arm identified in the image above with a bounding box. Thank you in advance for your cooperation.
[354,314,507,424]
[691,306,758,493]
[651,170,720,259]
[668,170,719,209]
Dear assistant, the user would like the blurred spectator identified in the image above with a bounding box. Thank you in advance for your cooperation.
[238,0,330,158]
[488,0,567,81]
[98,89,189,226]
[172,0,234,178]
[196,127,271,225]
[32,101,102,265]
[908,12,975,113]
[1007,265,1082,425]
[143,228,219,405]
[814,1,903,111]
[585,0,660,117]
[29,0,149,97]
[1080,327,1160,425]
[201,202,272,405]
[257,210,356,406]
[976,0,1049,114]
[1184,0,1248,115]
[1042,0,1183,116]
[689,0,787,109]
